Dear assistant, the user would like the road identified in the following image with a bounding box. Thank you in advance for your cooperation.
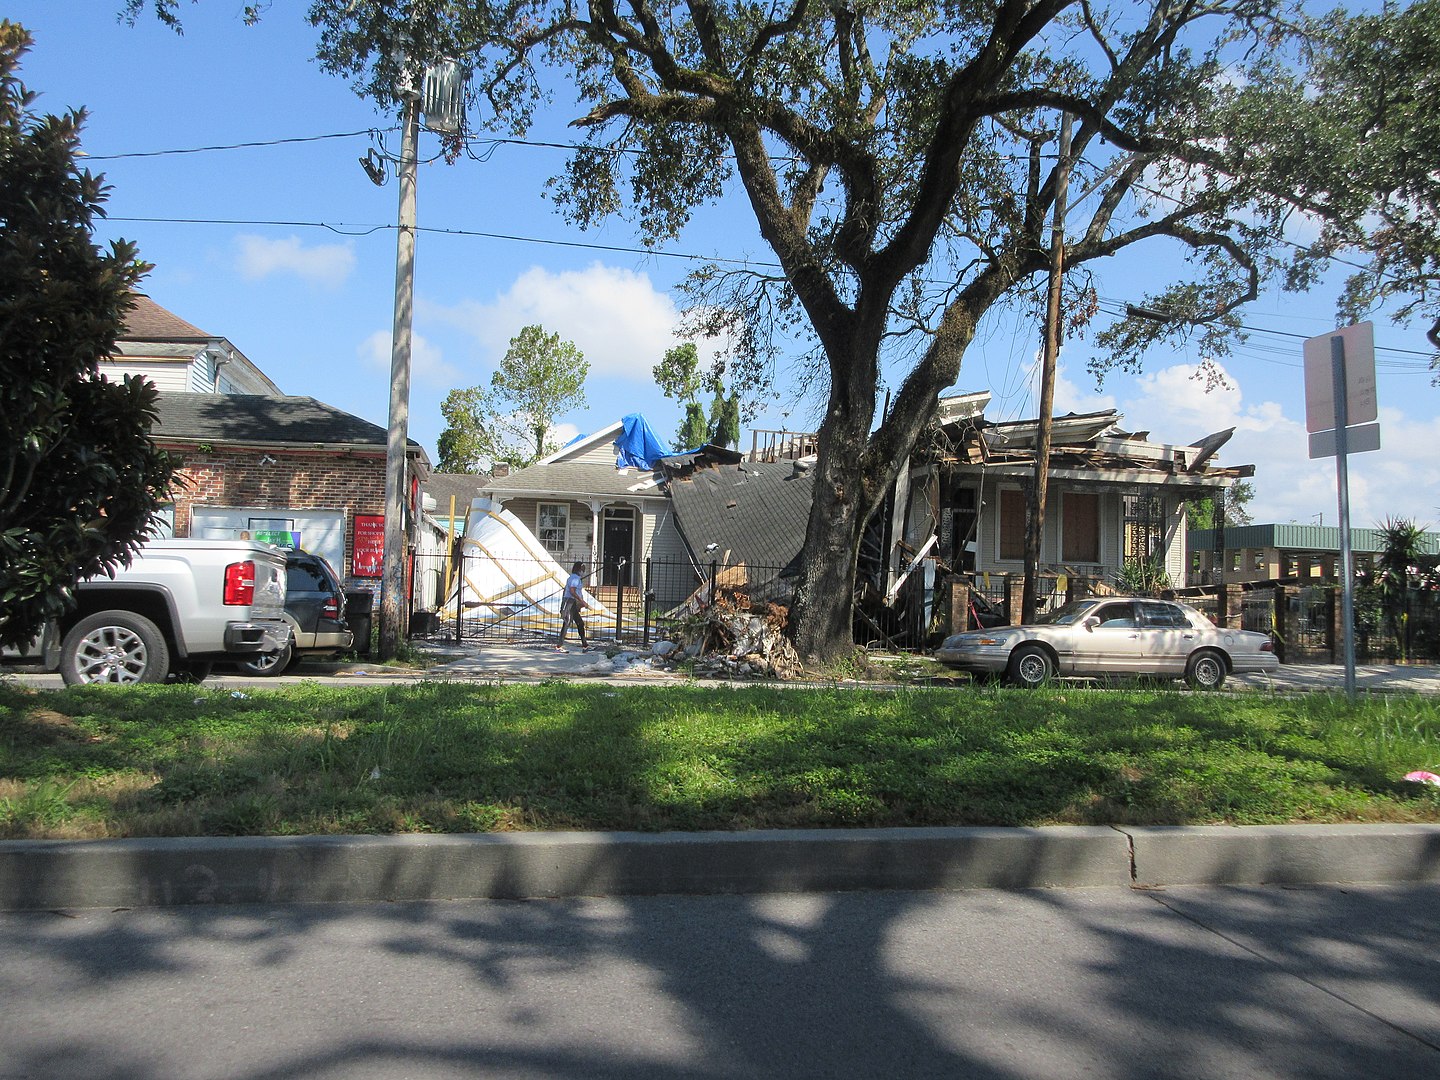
[3,883,1438,1079]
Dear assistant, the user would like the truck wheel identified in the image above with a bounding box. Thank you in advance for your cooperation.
[235,641,293,677]
[60,611,171,685]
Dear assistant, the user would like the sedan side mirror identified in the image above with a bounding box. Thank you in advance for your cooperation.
[1082,615,1101,630]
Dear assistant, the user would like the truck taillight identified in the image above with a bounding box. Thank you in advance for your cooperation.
[224,561,256,605]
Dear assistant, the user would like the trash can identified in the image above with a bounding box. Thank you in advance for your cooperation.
[344,589,374,656]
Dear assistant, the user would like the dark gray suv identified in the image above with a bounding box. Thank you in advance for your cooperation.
[236,551,354,675]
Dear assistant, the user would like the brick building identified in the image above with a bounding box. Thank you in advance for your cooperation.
[151,393,430,590]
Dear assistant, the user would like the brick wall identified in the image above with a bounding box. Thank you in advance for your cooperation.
[163,443,388,574]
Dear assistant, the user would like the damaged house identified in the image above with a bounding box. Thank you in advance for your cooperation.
[881,391,1255,636]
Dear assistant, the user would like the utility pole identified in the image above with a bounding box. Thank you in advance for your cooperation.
[379,93,419,660]
[1022,112,1072,625]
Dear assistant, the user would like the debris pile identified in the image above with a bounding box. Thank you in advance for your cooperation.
[676,590,803,679]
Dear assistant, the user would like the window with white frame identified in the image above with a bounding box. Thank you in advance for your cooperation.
[537,503,569,554]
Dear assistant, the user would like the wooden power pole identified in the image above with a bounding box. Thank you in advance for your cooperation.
[1022,113,1072,625]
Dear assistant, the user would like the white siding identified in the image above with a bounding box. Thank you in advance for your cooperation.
[1163,497,1187,585]
[99,358,191,392]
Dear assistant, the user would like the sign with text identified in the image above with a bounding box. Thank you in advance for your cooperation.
[352,514,385,578]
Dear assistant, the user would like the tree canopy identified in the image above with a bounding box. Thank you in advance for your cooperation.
[437,324,587,471]
[653,342,741,450]
[130,0,1437,657]
[0,22,172,648]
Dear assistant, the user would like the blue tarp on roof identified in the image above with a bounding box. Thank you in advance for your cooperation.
[614,414,671,470]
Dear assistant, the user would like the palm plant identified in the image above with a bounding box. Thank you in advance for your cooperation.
[1375,517,1429,659]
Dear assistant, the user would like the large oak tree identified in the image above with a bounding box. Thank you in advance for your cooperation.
[135,0,1417,659]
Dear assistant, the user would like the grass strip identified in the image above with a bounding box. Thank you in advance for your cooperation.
[2,680,1439,839]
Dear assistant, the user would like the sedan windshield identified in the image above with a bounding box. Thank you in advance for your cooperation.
[1034,600,1099,626]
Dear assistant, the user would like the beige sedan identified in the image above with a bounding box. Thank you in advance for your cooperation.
[935,596,1279,689]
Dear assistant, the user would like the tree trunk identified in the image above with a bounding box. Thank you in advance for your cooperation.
[788,359,885,662]
[789,445,875,662]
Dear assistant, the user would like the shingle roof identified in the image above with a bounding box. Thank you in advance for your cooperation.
[152,393,423,453]
[664,458,814,572]
[122,295,210,339]
[483,460,668,500]
[424,472,489,516]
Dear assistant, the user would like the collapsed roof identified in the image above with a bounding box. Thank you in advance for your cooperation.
[926,393,1255,486]
[659,446,814,598]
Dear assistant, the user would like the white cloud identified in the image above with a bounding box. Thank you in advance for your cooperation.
[235,234,355,287]
[427,263,691,381]
[358,330,459,387]
[1049,360,1118,416]
[1116,361,1440,527]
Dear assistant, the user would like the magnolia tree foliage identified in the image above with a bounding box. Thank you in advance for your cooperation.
[132,0,1426,658]
[437,324,587,471]
[0,22,172,649]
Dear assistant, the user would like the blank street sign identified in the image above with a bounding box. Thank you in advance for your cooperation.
[1303,322,1377,432]
[1309,422,1381,460]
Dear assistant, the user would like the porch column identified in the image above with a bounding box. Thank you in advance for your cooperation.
[586,501,604,570]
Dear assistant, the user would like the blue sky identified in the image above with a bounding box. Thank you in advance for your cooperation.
[12,1,1439,527]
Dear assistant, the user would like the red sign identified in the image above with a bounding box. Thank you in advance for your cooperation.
[353,514,385,578]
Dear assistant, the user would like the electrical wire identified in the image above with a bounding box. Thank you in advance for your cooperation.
[106,215,783,269]
[82,130,389,161]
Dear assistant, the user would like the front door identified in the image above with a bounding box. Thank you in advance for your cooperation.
[601,510,635,586]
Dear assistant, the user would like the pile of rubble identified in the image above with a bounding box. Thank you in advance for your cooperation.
[664,590,804,680]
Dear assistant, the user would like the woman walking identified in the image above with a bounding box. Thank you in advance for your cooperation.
[557,562,588,650]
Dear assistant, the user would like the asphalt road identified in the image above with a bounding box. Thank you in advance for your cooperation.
[3,883,1438,1079]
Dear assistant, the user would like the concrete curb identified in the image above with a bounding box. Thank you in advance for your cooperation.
[4,824,1440,911]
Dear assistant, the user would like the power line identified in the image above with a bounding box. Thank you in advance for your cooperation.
[106,215,782,270]
[82,130,388,161]
[1094,298,1434,365]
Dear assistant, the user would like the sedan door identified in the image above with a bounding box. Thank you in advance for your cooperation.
[1136,600,1200,676]
[1065,601,1146,675]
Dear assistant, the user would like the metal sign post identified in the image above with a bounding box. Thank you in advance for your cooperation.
[1303,322,1378,704]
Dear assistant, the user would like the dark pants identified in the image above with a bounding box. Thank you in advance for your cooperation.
[560,596,587,645]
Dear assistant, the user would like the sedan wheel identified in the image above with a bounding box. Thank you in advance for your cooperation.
[1007,644,1053,689]
[1185,649,1227,690]
[236,642,294,677]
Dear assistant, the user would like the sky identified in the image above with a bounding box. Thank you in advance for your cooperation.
[10,1,1439,529]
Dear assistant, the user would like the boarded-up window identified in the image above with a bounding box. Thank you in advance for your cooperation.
[1062,492,1101,563]
[998,488,1025,561]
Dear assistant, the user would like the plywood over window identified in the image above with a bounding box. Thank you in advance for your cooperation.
[1062,491,1100,563]
[999,488,1025,561]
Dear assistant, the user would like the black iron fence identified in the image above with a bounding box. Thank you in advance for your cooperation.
[408,551,792,647]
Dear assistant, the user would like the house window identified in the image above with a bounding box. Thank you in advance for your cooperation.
[537,503,569,554]
[1061,492,1100,563]
[998,488,1026,561]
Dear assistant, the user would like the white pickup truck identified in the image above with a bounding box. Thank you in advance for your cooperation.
[3,538,291,685]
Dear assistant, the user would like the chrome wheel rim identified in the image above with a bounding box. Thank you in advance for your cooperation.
[73,626,148,683]
[1017,652,1048,684]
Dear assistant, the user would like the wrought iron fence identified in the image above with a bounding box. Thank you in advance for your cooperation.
[408,551,793,646]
